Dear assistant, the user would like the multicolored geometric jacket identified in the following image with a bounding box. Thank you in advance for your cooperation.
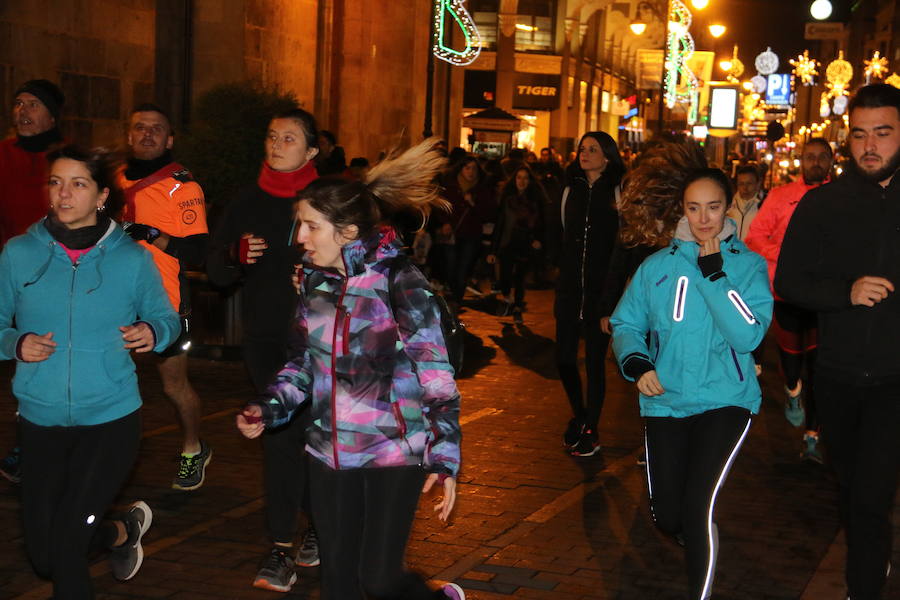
[252,227,461,476]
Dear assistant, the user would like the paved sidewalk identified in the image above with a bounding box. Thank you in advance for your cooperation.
[0,289,896,599]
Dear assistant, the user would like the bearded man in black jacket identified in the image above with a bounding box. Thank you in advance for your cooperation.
[775,84,900,600]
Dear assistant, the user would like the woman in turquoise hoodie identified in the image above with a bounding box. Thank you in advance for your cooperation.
[0,145,179,599]
[611,169,772,600]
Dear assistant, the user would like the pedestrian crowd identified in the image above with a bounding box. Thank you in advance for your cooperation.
[0,77,898,600]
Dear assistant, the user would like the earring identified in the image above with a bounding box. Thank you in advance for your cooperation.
[97,205,106,212]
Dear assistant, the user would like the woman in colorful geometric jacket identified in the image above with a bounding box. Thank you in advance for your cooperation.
[0,145,180,598]
[237,138,465,600]
[611,169,772,600]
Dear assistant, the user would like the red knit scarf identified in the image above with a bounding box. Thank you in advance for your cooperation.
[257,160,318,198]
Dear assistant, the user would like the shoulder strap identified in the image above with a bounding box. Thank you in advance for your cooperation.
[122,162,184,222]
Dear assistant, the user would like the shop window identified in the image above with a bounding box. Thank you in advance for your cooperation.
[514,0,556,53]
[473,12,497,49]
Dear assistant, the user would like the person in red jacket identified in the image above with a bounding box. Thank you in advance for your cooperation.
[745,138,833,462]
[0,79,65,484]
[0,79,65,248]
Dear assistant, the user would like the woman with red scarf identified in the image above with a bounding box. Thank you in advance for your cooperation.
[207,108,319,593]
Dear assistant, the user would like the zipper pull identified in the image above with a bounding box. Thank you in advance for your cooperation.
[342,310,350,355]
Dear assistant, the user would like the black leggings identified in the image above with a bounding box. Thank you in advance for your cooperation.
[309,460,444,600]
[817,373,900,600]
[773,301,818,430]
[244,339,311,544]
[498,247,530,307]
[19,410,141,600]
[644,406,752,600]
[555,292,609,430]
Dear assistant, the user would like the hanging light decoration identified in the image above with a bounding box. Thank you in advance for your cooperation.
[833,95,849,115]
[432,0,482,66]
[663,0,698,109]
[755,47,780,76]
[790,50,819,86]
[751,74,767,94]
[886,73,900,89]
[863,50,889,84]
[820,93,832,118]
[825,50,853,98]
[723,45,744,82]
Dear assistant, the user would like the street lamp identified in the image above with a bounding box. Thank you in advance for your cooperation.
[810,0,833,20]
[691,0,709,9]
[630,21,648,35]
[708,23,726,38]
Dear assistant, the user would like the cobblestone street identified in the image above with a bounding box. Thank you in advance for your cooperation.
[0,289,897,600]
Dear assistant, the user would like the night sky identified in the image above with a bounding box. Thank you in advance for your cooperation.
[687,0,833,76]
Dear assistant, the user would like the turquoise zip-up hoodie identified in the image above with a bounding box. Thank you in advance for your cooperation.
[611,218,773,418]
[0,220,180,427]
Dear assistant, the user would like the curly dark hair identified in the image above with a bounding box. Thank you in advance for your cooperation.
[618,136,707,248]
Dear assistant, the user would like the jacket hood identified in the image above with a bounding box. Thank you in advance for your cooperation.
[674,215,737,244]
[304,226,402,279]
[23,219,125,291]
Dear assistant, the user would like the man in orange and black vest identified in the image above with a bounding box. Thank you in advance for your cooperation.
[117,103,211,490]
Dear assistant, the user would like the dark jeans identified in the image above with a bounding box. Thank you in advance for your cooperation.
[439,237,482,304]
[817,373,900,600]
[309,460,444,600]
[498,247,530,307]
[20,410,141,600]
[644,406,752,600]
[244,339,311,544]
[555,291,609,431]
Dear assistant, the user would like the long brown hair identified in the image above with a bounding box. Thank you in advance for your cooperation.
[298,137,449,237]
[618,137,707,248]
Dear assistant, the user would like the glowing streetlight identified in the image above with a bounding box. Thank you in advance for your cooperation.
[630,21,647,35]
[719,59,733,72]
[810,0,833,20]
[692,0,709,9]
[708,24,726,38]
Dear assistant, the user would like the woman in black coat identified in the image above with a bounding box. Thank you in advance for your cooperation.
[555,131,625,457]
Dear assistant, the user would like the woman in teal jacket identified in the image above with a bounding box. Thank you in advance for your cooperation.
[0,145,179,599]
[611,168,772,600]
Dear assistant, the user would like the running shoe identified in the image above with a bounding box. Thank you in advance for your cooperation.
[570,428,600,457]
[110,501,153,581]
[172,440,212,491]
[801,432,824,464]
[443,582,466,599]
[254,548,297,592]
[563,418,582,448]
[784,386,805,428]
[0,447,21,483]
[294,526,320,567]
[512,307,523,324]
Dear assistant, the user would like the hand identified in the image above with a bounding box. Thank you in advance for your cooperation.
[637,370,665,396]
[292,264,302,295]
[486,254,496,265]
[123,222,161,244]
[120,322,155,352]
[850,276,894,307]
[240,233,268,265]
[600,316,612,335]
[422,474,457,522]
[19,332,56,362]
[236,405,265,438]
[531,240,542,250]
[698,238,720,257]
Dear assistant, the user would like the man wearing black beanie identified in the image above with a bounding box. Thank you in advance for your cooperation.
[0,79,65,248]
[0,79,65,485]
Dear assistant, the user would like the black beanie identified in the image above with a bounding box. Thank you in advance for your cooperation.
[14,79,65,122]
